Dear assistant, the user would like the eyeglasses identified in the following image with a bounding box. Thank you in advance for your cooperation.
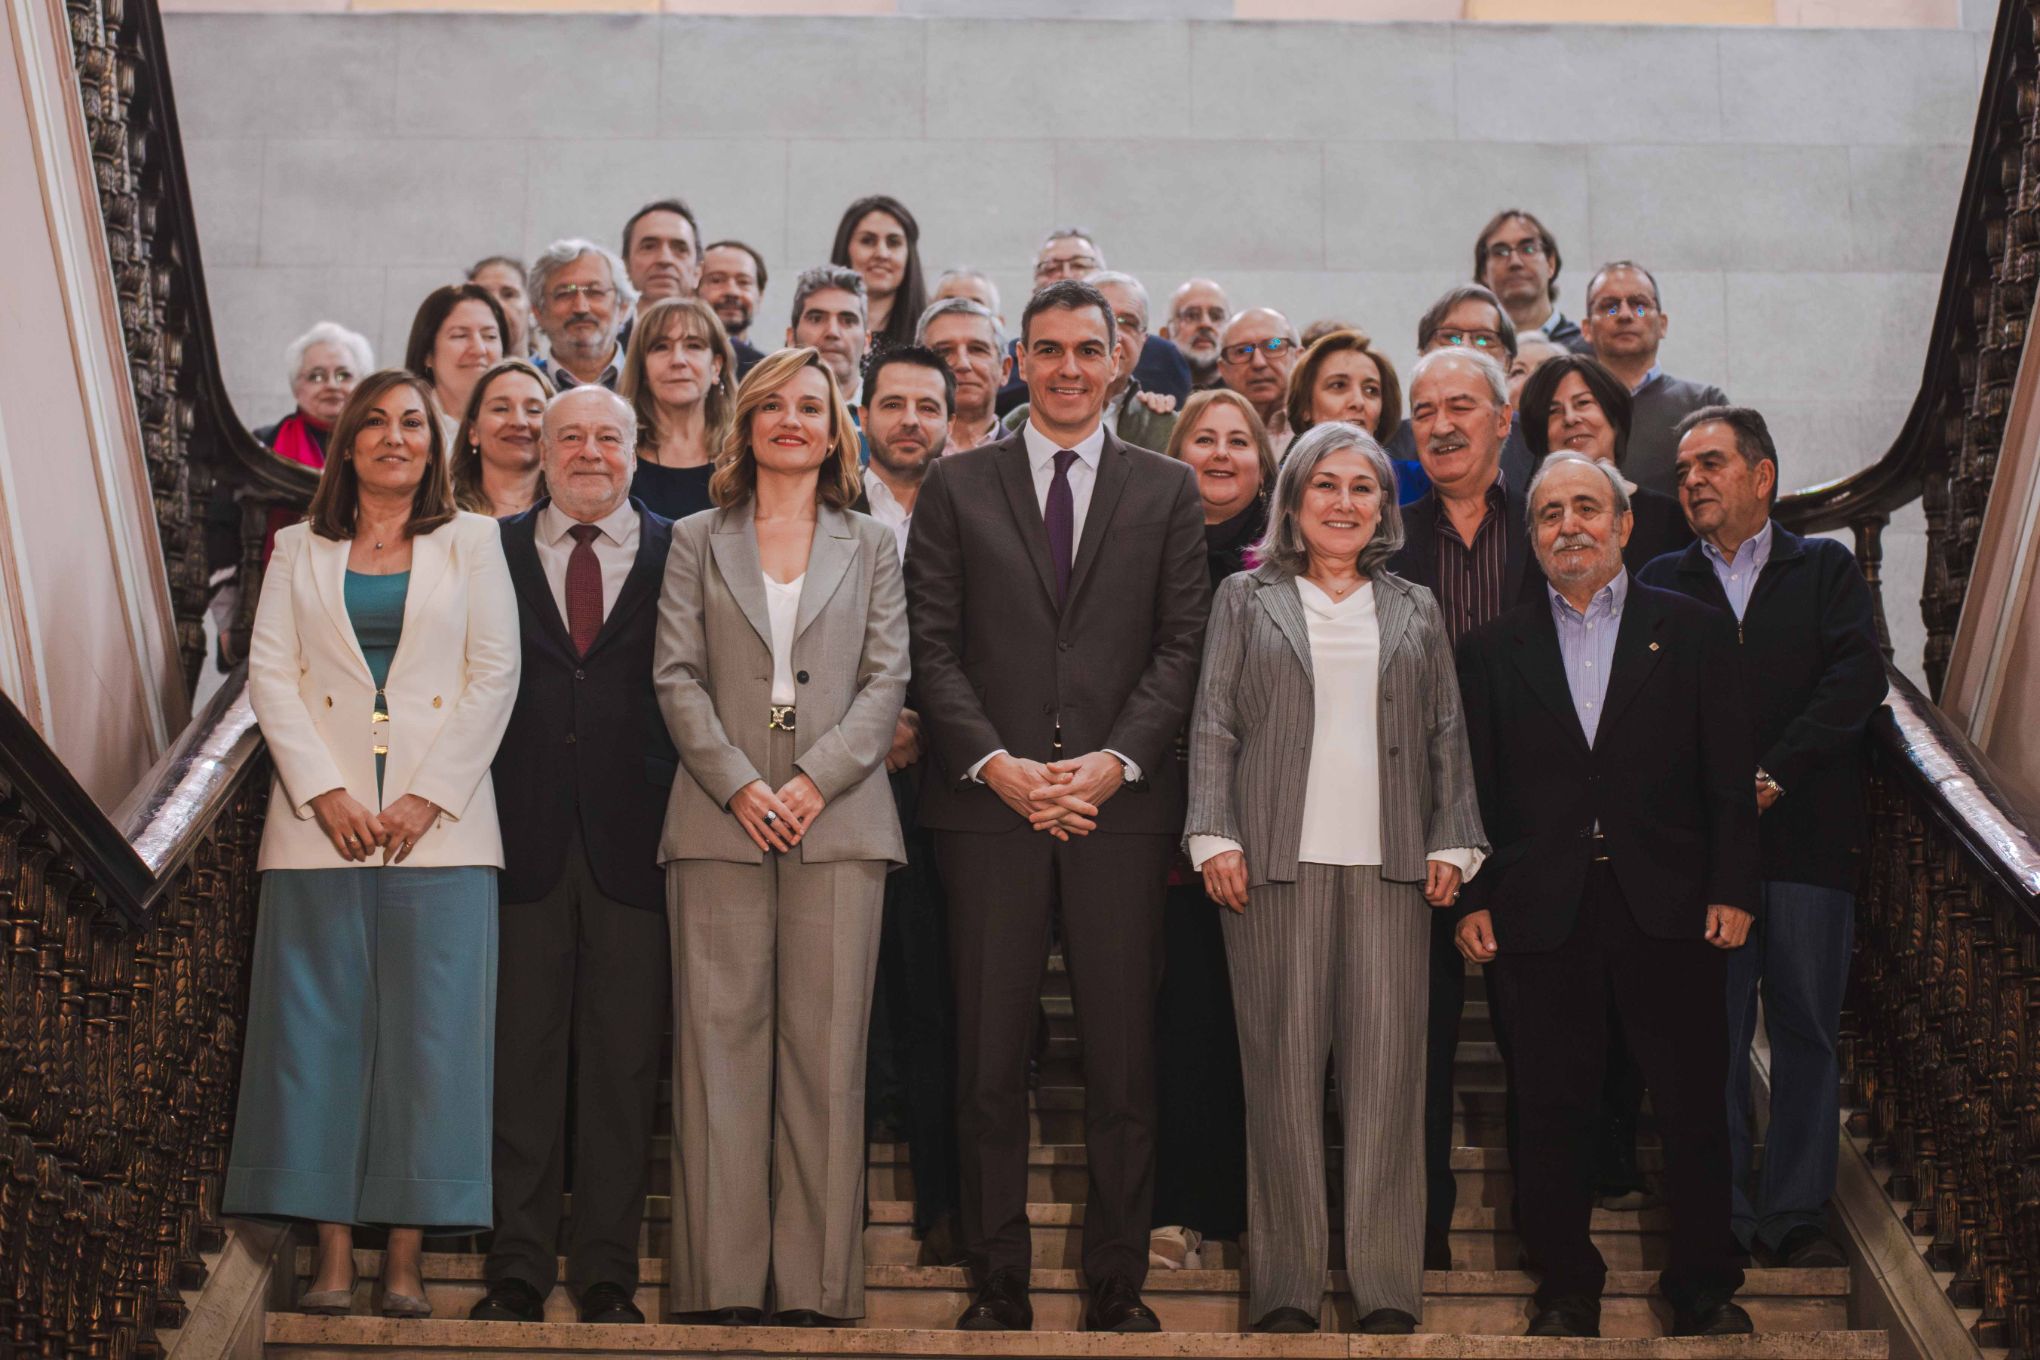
[1594,296,1658,318]
[549,283,616,306]
[298,368,356,386]
[1174,305,1228,325]
[1484,239,1546,262]
[1034,255,1101,281]
[1435,329,1504,350]
[1219,337,1296,364]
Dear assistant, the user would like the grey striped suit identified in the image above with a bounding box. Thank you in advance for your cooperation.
[1186,564,1486,1323]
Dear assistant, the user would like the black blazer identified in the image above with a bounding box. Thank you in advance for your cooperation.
[1638,526,1885,890]
[494,501,677,912]
[1624,487,1694,573]
[1389,476,1545,616]
[1455,576,1760,952]
[904,427,1212,835]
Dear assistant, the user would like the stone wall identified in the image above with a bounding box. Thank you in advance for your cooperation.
[165,11,1988,676]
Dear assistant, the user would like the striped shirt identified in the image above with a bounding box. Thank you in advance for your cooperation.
[1433,479,1510,646]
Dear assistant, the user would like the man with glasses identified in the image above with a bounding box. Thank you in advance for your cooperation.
[996,230,1191,415]
[530,238,638,392]
[1385,285,1532,492]
[1165,279,1230,391]
[1216,308,1301,453]
[1474,210,1585,351]
[1583,262,1727,496]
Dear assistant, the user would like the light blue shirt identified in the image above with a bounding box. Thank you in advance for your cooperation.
[1549,571,1628,747]
[1629,364,1664,396]
[1700,518,1774,622]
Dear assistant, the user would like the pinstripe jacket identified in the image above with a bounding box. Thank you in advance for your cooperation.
[1184,563,1487,888]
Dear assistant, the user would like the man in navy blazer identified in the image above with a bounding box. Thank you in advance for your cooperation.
[472,388,678,1327]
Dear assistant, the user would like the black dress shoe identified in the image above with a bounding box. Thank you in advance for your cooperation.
[773,1309,843,1327]
[1354,1307,1419,1334]
[1526,1297,1601,1337]
[577,1282,643,1324]
[1774,1224,1847,1268]
[679,1306,765,1326]
[957,1270,1032,1331]
[1084,1277,1160,1333]
[469,1278,544,1322]
[1252,1306,1318,1333]
[1670,1298,1754,1336]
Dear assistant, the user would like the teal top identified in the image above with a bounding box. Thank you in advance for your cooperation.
[345,570,408,788]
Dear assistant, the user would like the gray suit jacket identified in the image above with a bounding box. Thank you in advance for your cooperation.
[654,500,908,866]
[1184,564,1486,888]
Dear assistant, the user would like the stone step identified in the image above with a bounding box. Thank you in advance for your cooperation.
[265,1313,1886,1359]
[287,1252,1849,1338]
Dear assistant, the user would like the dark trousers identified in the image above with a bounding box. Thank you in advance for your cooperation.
[1490,863,1743,1312]
[870,774,961,1233]
[486,832,669,1297]
[936,827,1173,1286]
[1152,880,1246,1239]
[1727,881,1854,1251]
[1422,909,1465,1264]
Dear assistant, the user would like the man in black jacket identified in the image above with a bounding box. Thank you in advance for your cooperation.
[1455,452,1760,1340]
[471,387,677,1326]
[1640,406,1886,1269]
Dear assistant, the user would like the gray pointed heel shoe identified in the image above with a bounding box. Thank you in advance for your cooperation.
[298,1285,356,1315]
[378,1287,433,1318]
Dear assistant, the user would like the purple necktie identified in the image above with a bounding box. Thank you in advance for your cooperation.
[1046,449,1077,605]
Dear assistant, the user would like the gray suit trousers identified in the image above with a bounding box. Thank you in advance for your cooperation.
[1223,863,1430,1322]
[665,737,886,1318]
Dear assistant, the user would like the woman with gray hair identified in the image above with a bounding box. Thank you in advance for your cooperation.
[1184,421,1488,1336]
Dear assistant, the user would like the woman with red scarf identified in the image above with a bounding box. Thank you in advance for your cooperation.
[256,323,374,560]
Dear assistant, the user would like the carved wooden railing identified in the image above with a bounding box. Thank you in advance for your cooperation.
[0,675,267,1357]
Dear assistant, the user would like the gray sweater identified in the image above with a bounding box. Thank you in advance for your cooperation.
[1626,371,1729,497]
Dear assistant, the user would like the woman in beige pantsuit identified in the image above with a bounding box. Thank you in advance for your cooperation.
[1184,422,1488,1336]
[653,347,909,1326]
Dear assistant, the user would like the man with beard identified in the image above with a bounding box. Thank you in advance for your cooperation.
[1455,451,1758,1340]
[918,297,1012,452]
[857,345,966,1262]
[531,238,637,392]
[785,264,871,404]
[1167,279,1229,390]
[1475,210,1583,351]
[698,239,768,377]
[1216,308,1300,453]
[1580,261,1727,497]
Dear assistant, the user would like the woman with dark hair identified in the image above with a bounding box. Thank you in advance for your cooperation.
[450,358,554,517]
[228,369,520,1318]
[830,195,927,353]
[405,283,510,448]
[655,347,907,1326]
[1517,352,1694,570]
[1285,328,1427,503]
[619,296,738,522]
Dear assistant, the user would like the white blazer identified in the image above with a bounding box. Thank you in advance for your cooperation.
[248,511,521,871]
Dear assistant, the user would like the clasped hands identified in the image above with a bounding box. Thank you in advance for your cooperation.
[983,751,1123,841]
[730,774,825,854]
[309,788,440,864]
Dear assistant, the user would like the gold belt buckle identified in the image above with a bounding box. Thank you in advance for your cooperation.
[769,704,797,732]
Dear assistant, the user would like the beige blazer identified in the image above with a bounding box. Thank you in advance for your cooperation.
[248,512,521,871]
[654,500,908,866]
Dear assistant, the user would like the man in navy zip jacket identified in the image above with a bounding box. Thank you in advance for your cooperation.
[1638,405,1886,1270]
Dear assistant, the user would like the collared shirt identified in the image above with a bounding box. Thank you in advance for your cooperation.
[534,498,639,627]
[1021,418,1106,547]
[1434,478,1510,646]
[539,347,623,393]
[1701,517,1773,622]
[1629,364,1664,396]
[1549,571,1627,746]
[862,467,912,563]
[951,414,1003,451]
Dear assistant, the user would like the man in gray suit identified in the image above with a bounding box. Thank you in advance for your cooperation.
[1581,261,1727,497]
[905,280,1212,1334]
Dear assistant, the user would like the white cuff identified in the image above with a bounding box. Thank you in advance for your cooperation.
[1429,846,1485,880]
[1188,835,1244,870]
[1103,749,1142,783]
[967,749,1006,783]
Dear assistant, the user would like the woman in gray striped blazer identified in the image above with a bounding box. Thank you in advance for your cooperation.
[1185,421,1488,1336]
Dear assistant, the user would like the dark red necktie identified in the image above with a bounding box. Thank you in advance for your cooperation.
[565,523,603,655]
[1046,449,1076,604]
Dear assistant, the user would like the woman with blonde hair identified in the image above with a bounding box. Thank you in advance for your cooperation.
[620,296,738,522]
[450,358,554,517]
[654,347,908,1326]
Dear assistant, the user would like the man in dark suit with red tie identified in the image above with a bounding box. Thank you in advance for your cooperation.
[905,280,1211,1333]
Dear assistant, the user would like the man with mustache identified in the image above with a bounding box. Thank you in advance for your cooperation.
[1383,285,1534,499]
[1388,347,1545,1270]
[1166,278,1229,391]
[1639,406,1885,1271]
[1217,308,1300,453]
[1474,209,1584,351]
[531,239,637,392]
[1581,261,1727,497]
[1454,452,1759,1340]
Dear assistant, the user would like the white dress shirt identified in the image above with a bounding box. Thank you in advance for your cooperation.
[862,467,913,563]
[534,498,639,627]
[764,572,804,705]
[1189,578,1481,879]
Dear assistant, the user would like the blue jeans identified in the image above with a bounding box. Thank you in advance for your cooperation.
[1726,880,1854,1251]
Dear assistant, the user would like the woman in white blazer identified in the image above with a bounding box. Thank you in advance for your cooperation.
[225,369,520,1319]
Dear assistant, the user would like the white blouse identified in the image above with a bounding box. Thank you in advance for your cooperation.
[765,572,804,706]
